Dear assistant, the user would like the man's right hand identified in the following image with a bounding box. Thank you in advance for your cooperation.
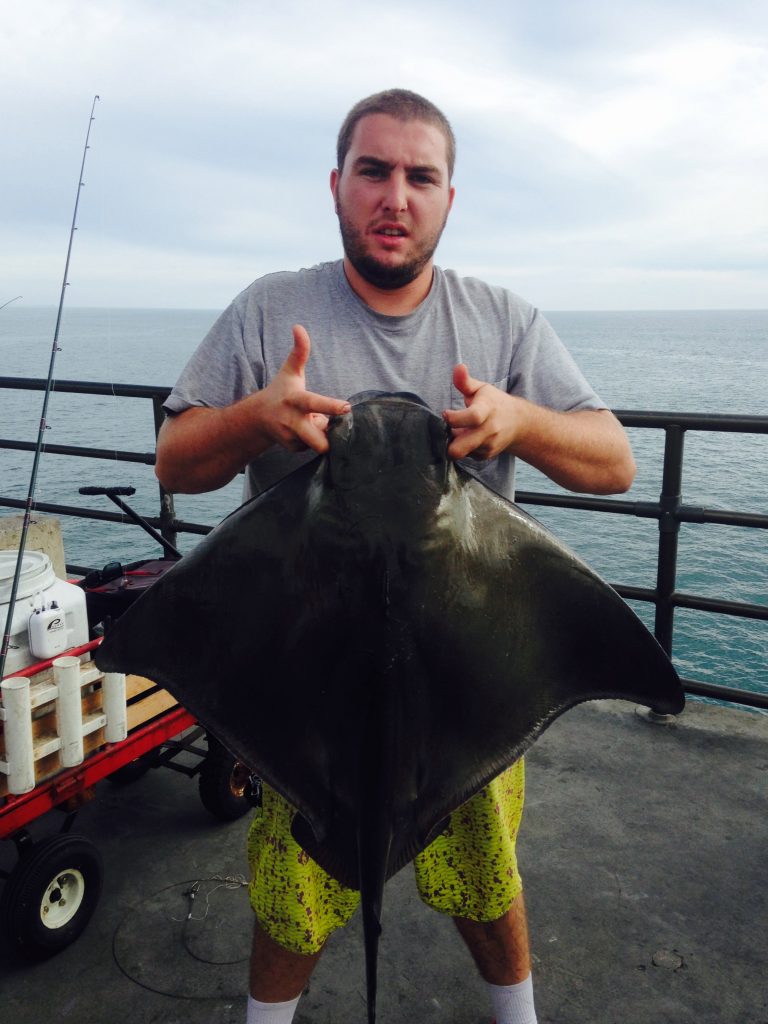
[155,324,350,494]
[255,325,351,454]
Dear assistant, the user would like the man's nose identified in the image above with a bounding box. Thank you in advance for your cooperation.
[382,172,408,212]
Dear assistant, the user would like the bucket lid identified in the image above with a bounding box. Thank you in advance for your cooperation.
[0,549,56,604]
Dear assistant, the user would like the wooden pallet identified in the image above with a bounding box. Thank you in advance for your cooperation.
[0,658,177,799]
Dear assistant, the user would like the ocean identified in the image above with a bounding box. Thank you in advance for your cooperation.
[1,305,766,701]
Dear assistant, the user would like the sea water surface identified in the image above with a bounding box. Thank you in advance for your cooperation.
[1,305,766,700]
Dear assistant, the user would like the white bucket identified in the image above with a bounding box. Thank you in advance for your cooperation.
[0,549,89,676]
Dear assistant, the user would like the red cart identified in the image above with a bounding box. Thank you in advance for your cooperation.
[0,638,253,959]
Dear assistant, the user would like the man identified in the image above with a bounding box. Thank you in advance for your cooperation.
[157,89,635,1024]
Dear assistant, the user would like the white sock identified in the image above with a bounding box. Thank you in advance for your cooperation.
[245,994,301,1024]
[487,973,538,1024]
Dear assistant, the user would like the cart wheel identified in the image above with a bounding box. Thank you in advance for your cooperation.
[198,740,253,821]
[0,834,103,960]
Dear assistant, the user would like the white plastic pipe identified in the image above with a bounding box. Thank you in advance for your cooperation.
[103,671,127,742]
[54,655,84,767]
[1,676,35,794]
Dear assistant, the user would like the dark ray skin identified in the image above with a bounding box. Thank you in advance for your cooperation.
[95,393,684,1024]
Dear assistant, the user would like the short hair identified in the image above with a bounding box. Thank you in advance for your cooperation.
[336,89,456,179]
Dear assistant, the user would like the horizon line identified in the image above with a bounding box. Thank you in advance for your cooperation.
[6,304,768,315]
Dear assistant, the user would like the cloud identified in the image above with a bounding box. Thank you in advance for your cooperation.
[2,0,767,309]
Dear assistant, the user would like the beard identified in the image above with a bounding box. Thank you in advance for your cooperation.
[336,202,449,291]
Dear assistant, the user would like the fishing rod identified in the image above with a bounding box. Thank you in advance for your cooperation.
[0,95,100,682]
[0,296,22,311]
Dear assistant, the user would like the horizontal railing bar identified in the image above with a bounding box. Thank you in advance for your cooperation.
[517,491,768,529]
[681,678,768,711]
[0,496,167,532]
[677,508,768,529]
[672,593,768,620]
[615,410,768,433]
[0,376,171,401]
[604,583,767,622]
[0,438,155,465]
[516,491,650,516]
[0,496,215,544]
[590,584,768,622]
[613,584,658,603]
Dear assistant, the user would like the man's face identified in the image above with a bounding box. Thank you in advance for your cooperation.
[331,114,455,291]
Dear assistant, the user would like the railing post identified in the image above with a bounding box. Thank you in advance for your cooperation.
[151,395,178,553]
[654,424,685,655]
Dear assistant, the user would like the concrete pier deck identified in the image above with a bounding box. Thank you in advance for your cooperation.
[1,698,766,1024]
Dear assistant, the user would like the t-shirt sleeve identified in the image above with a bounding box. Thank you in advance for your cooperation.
[508,308,605,412]
[163,298,263,415]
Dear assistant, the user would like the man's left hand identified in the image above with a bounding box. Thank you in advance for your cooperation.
[443,364,519,461]
[442,363,636,494]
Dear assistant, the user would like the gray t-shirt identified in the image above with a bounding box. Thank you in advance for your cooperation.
[165,260,604,500]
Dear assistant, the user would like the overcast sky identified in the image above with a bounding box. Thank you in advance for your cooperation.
[2,0,766,311]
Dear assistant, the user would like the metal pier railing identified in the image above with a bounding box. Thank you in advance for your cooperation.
[1,376,766,711]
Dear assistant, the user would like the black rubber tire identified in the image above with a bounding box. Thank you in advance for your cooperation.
[0,834,103,960]
[198,740,252,821]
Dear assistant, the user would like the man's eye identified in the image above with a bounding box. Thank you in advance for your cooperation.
[410,172,437,186]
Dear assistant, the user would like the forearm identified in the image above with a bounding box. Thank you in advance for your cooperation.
[509,401,635,494]
[155,396,272,494]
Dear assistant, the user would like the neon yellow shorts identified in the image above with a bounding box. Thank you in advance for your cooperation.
[247,759,525,954]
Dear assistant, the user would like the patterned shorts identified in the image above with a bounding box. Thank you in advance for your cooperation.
[247,758,525,954]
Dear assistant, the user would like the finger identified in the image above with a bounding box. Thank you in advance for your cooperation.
[447,428,491,461]
[294,417,333,455]
[308,412,330,432]
[443,405,483,429]
[452,363,484,400]
[282,324,312,377]
[288,389,351,418]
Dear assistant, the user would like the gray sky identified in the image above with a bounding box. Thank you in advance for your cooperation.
[2,0,767,310]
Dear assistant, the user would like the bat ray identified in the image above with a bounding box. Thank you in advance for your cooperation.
[96,392,684,1022]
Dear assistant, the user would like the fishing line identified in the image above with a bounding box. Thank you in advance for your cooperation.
[111,875,250,1000]
[0,95,100,681]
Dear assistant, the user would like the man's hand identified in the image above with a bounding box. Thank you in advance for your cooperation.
[155,325,350,493]
[443,363,519,461]
[256,325,350,454]
[442,363,636,495]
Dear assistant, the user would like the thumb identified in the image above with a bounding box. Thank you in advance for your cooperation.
[282,324,312,377]
[453,363,483,400]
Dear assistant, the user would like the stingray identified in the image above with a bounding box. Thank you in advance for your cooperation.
[95,392,683,1022]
